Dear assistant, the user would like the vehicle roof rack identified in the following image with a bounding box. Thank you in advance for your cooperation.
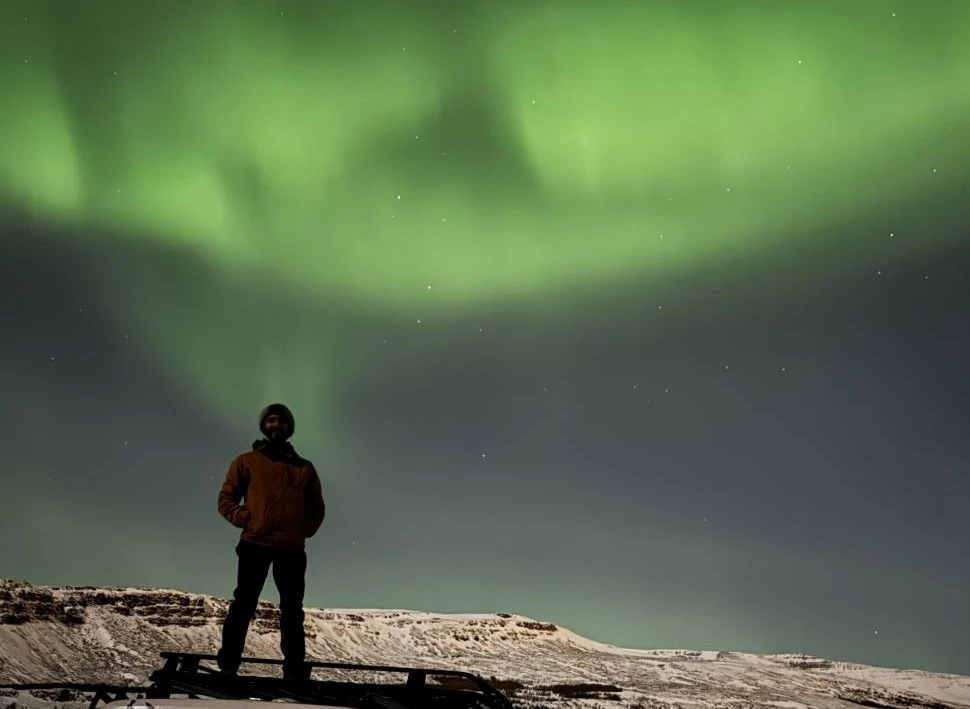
[0,651,515,709]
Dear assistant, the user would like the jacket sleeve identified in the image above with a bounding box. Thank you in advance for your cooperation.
[217,456,251,528]
[303,464,326,538]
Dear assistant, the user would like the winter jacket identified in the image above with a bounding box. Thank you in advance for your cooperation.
[217,439,326,549]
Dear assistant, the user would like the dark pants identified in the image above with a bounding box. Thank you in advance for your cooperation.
[217,540,308,678]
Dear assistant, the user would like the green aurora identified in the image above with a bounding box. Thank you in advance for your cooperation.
[2,0,968,436]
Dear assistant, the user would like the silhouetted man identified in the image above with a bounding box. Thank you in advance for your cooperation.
[216,403,326,680]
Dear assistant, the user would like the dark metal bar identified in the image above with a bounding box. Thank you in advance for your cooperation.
[154,651,511,706]
[1,651,516,709]
[0,683,151,693]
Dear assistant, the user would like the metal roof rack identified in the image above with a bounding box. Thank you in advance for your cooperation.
[0,651,515,709]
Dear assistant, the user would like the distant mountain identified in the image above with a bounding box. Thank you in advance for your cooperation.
[0,579,967,709]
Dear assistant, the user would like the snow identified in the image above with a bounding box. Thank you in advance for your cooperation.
[0,581,968,709]
[825,663,970,707]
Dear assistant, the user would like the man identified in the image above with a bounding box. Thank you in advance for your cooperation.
[216,403,326,680]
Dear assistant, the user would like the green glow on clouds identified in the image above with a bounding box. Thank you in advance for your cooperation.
[1,0,967,431]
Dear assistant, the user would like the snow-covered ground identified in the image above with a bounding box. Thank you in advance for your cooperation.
[0,580,967,709]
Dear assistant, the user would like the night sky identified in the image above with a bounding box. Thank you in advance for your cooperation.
[2,0,969,677]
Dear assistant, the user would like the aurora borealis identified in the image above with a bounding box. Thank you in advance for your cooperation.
[2,0,969,676]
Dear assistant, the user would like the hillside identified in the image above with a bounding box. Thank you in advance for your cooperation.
[0,580,967,709]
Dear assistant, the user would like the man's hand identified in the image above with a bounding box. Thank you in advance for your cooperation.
[231,506,251,529]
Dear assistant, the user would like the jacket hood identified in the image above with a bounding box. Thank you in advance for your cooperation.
[252,438,303,464]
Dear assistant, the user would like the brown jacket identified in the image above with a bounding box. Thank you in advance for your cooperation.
[218,439,326,549]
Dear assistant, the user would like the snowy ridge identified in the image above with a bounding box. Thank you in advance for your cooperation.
[0,580,967,709]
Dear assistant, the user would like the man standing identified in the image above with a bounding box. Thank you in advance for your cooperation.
[216,403,326,680]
